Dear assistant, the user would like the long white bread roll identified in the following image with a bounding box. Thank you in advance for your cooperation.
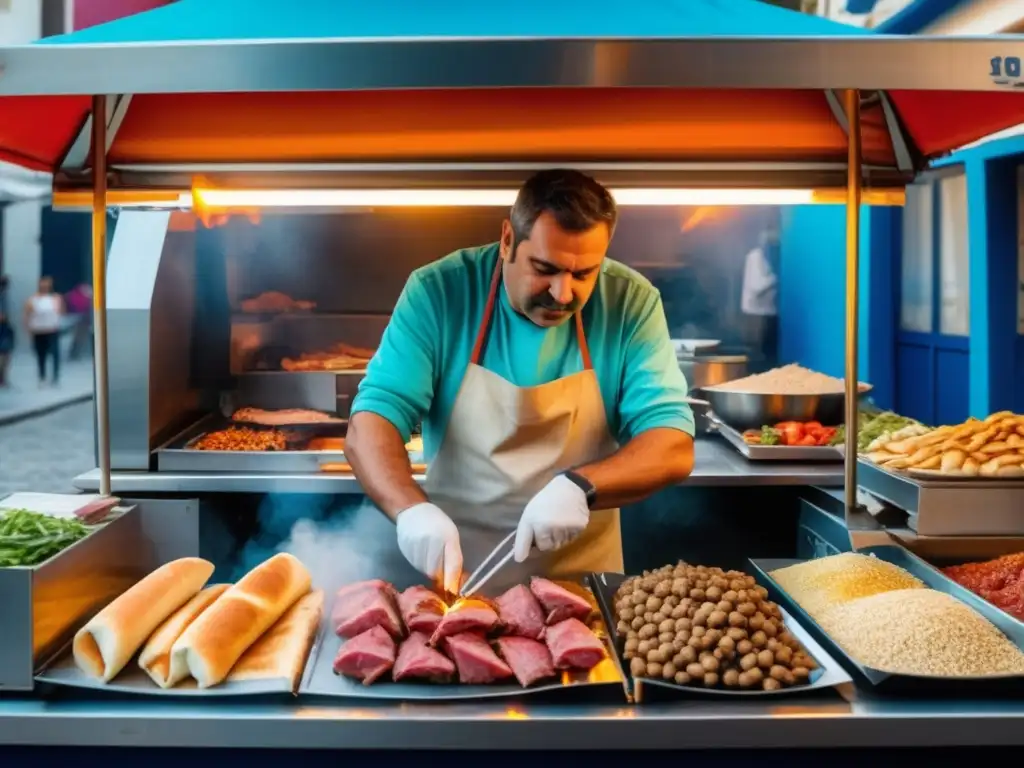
[169,552,311,688]
[228,589,323,689]
[138,584,230,688]
[73,557,215,682]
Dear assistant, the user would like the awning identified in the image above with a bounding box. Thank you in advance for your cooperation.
[0,0,1021,181]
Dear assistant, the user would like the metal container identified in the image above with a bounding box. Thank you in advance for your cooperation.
[677,354,747,434]
[751,545,1024,694]
[712,416,843,462]
[0,506,159,691]
[700,388,871,432]
[858,459,1024,536]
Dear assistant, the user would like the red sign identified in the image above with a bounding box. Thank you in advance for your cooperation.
[72,0,176,31]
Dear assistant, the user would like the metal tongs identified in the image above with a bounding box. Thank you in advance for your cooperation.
[458,530,516,597]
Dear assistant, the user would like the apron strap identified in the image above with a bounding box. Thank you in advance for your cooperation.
[470,253,594,371]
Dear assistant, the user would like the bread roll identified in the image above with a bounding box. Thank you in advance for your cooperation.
[73,557,214,682]
[169,552,311,688]
[138,584,230,688]
[228,589,323,689]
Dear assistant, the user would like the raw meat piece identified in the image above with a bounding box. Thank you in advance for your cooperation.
[393,631,456,683]
[495,584,547,640]
[429,598,499,646]
[496,636,556,688]
[445,632,513,684]
[332,625,396,684]
[331,580,404,639]
[398,586,446,635]
[530,577,593,624]
[544,618,606,670]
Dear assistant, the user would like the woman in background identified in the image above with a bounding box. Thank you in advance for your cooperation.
[23,275,64,387]
[65,282,93,361]
[740,229,779,371]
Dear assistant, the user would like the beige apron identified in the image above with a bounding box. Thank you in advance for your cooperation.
[422,256,624,593]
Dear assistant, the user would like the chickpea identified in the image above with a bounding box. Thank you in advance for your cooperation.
[675,617,692,633]
[690,588,706,601]
[654,582,671,599]
[728,612,747,629]
[646,596,663,613]
[637,639,653,656]
[766,638,779,652]
[757,649,774,669]
[700,653,720,673]
[674,671,691,685]
[751,630,768,648]
[718,635,736,653]
[630,657,647,676]
[627,629,639,640]
[704,629,722,645]
[737,639,754,655]
[705,585,723,601]
[736,589,749,602]
[716,601,734,614]
[737,601,757,617]
[685,662,705,679]
[643,612,655,623]
[619,606,635,622]
[638,624,656,640]
[722,668,741,687]
[748,613,764,631]
[703,672,719,687]
[670,605,688,620]
[673,637,686,652]
[631,591,647,606]
[688,636,703,650]
[692,625,706,638]
[616,620,629,635]
[707,610,728,629]
[648,648,666,664]
[647,662,663,679]
[792,666,810,682]
[657,632,673,645]
[762,677,781,691]
[737,671,754,688]
[713,647,724,660]
[662,661,677,680]
[746,667,764,684]
[763,620,778,638]
[659,619,675,635]
[723,590,739,603]
[652,612,667,625]
[624,637,640,655]
[726,627,748,642]
[679,646,697,665]
[739,653,757,671]
[631,616,646,631]
[671,579,689,596]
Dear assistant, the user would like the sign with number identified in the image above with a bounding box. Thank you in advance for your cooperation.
[991,56,1024,88]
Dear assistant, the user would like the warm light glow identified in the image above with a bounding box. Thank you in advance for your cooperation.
[192,187,818,208]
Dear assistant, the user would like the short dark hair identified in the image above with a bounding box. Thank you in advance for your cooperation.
[509,169,617,260]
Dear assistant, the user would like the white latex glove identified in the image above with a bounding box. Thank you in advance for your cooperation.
[396,503,463,594]
[513,474,590,563]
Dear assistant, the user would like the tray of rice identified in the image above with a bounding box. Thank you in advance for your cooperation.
[749,549,1024,693]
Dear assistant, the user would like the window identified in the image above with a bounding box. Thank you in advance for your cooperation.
[938,174,970,336]
[900,182,933,332]
[899,169,970,337]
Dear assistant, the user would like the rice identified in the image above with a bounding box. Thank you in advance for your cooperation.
[818,589,1024,677]
[770,553,925,621]
[707,364,865,395]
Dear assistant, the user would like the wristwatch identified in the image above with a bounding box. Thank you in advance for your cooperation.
[562,469,598,509]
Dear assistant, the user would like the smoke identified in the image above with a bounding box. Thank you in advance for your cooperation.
[230,494,421,594]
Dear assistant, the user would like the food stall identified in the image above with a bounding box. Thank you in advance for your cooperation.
[2,0,1024,754]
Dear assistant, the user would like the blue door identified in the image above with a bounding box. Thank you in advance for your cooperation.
[897,169,971,426]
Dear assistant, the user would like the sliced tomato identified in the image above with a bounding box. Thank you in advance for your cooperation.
[803,421,823,431]
[796,434,819,446]
[777,423,804,445]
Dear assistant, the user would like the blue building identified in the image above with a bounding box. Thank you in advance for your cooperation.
[781,1,1024,425]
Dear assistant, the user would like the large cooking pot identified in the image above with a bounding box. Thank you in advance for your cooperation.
[697,386,873,432]
[677,354,748,433]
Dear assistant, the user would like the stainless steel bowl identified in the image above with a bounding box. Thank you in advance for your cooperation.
[698,387,873,432]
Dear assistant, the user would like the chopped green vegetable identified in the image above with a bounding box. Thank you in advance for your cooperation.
[828,425,846,446]
[0,509,91,567]
[856,411,925,452]
[759,426,781,446]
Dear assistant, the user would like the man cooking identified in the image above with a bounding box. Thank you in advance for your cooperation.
[346,169,695,594]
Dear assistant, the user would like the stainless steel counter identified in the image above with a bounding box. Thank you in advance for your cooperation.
[1,690,1024,749]
[73,437,844,493]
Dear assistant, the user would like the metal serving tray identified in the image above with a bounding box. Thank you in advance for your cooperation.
[750,545,1024,694]
[156,414,347,473]
[590,572,850,703]
[857,459,1024,535]
[299,577,624,702]
[712,418,843,463]
[34,651,296,698]
[0,505,153,692]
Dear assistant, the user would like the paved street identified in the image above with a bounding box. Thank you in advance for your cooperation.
[0,400,95,496]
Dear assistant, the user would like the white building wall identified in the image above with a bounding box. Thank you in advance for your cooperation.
[0,0,45,345]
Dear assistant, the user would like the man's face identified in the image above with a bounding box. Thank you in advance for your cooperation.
[500,212,609,328]
[39,277,52,294]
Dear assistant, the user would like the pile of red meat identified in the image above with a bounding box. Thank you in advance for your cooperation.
[330,577,607,687]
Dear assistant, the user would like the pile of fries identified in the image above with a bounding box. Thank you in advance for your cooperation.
[863,411,1024,478]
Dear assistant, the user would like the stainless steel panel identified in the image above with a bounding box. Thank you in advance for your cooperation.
[796,499,850,560]
[0,38,1019,96]
[10,690,1024,749]
[0,507,152,691]
[107,211,169,470]
[858,459,1024,536]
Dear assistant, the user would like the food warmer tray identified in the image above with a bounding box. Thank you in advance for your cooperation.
[749,545,1024,695]
[856,459,1024,536]
[35,647,296,698]
[711,417,843,463]
[589,572,851,703]
[299,576,624,702]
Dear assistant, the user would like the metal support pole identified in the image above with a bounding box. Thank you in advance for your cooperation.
[91,95,111,496]
[842,89,861,522]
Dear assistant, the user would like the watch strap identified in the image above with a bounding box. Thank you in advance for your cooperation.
[562,469,597,508]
